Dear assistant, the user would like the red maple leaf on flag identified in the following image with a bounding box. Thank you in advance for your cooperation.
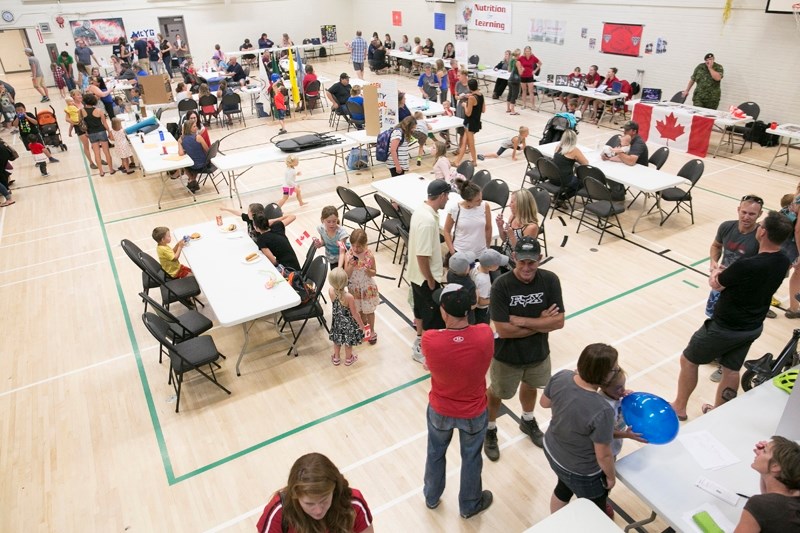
[655,113,685,144]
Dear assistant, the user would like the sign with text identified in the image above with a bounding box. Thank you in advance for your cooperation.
[601,22,643,57]
[463,2,512,34]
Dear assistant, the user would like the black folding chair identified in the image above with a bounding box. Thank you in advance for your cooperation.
[279,256,330,356]
[139,292,213,363]
[337,186,381,233]
[482,178,509,212]
[522,145,543,188]
[373,193,404,262]
[196,140,228,194]
[470,169,491,190]
[657,159,705,226]
[221,93,246,128]
[121,239,160,310]
[576,176,626,245]
[529,186,551,257]
[139,251,204,311]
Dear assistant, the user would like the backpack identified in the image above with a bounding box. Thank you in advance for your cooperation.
[282,267,316,304]
[375,128,401,162]
[746,120,779,148]
[318,46,327,58]
[0,139,18,161]
[347,147,369,170]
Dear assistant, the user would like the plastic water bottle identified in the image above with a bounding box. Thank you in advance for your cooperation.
[159,130,165,141]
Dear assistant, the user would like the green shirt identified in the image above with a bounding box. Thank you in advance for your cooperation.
[691,62,723,98]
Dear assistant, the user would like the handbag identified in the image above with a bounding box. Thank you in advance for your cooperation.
[443,206,461,268]
[508,59,521,84]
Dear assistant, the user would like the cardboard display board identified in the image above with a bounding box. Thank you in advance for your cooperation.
[363,84,380,136]
[138,74,174,105]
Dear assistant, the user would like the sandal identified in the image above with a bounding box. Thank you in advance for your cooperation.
[785,310,800,319]
[344,354,358,366]
[509,112,520,115]
[369,332,378,345]
[331,354,341,366]
[701,403,715,415]
[110,170,117,175]
[0,200,15,207]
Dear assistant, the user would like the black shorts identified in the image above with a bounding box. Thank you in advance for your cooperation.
[683,319,762,371]
[520,76,535,84]
[411,281,445,331]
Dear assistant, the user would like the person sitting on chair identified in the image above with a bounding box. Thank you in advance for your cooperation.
[225,56,247,86]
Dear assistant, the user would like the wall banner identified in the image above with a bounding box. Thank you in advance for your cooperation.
[463,2,512,34]
[600,22,643,57]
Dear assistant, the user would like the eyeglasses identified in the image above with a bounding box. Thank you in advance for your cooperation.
[741,195,764,206]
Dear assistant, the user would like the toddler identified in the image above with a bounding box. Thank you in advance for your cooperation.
[313,205,350,268]
[479,126,529,161]
[438,100,454,146]
[446,251,478,324]
[412,111,431,166]
[602,134,631,158]
[328,267,366,366]
[277,155,306,207]
[475,249,509,324]
[152,226,192,279]
[340,229,379,344]
[599,368,646,458]
[110,118,135,174]
[273,82,288,134]
[64,97,79,137]
[112,96,127,116]
[27,135,58,176]
[51,63,67,98]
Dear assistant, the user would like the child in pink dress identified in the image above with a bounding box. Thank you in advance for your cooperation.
[339,228,380,344]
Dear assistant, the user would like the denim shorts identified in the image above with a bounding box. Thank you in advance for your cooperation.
[544,444,607,500]
[88,131,108,144]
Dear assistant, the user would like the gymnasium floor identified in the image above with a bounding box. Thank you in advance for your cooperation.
[1,59,799,532]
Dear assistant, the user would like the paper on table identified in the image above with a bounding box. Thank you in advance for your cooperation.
[679,430,740,470]
[681,503,736,533]
[143,143,158,149]
[163,141,178,147]
[163,155,185,161]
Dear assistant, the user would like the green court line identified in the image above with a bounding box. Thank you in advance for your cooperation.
[683,280,700,288]
[81,148,177,483]
[171,374,431,484]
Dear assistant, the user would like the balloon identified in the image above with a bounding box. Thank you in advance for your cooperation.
[620,392,680,445]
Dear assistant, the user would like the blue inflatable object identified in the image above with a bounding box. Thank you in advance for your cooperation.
[620,392,680,445]
[124,115,158,135]
[270,73,281,83]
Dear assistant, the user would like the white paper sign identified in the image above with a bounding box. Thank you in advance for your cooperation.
[465,2,512,34]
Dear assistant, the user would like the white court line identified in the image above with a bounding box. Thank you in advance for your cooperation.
[376,309,414,347]
[0,215,96,240]
[0,259,106,288]
[0,225,103,249]
[0,246,105,275]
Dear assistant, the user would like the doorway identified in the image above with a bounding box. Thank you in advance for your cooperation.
[0,29,31,73]
[157,16,190,71]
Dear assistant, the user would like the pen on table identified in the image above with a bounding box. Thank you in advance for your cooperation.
[736,493,750,499]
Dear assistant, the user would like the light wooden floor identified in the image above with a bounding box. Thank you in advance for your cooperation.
[1,61,799,532]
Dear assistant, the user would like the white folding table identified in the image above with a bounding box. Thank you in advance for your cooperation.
[128,125,195,209]
[211,133,362,207]
[616,379,791,532]
[767,123,800,171]
[534,82,628,117]
[373,173,500,239]
[175,217,301,375]
[538,142,689,232]
[405,94,445,117]
[523,498,623,532]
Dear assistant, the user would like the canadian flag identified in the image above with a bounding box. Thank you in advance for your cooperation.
[632,103,715,158]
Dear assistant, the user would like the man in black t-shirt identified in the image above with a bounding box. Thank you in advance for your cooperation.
[132,35,150,73]
[602,121,648,167]
[672,211,793,420]
[225,57,247,85]
[326,73,351,113]
[484,237,564,461]
[254,213,301,271]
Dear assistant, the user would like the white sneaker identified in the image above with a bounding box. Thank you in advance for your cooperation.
[412,337,425,364]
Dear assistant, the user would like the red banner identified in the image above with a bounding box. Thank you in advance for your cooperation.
[601,23,643,57]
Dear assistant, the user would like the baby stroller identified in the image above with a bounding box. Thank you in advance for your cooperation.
[35,105,67,152]
[539,113,578,145]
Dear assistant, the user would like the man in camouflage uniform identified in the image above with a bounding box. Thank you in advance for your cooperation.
[682,53,724,109]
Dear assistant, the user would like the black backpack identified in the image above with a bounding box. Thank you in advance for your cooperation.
[318,46,327,58]
[745,121,779,148]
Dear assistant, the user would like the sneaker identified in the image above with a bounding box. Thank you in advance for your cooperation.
[710,366,722,383]
[41,96,50,102]
[771,297,781,307]
[461,490,493,519]
[766,309,777,319]
[786,310,800,319]
[483,428,500,461]
[49,157,59,163]
[519,417,544,448]
[416,157,422,166]
[412,337,425,364]
[278,128,287,134]
[90,163,98,170]
[477,154,485,161]
[41,172,50,176]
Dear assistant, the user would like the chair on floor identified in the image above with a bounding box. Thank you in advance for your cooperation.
[482,178,509,212]
[573,165,606,217]
[195,140,228,193]
[345,101,365,131]
[669,91,687,104]
[397,227,410,287]
[733,101,761,153]
[139,292,213,364]
[522,146,543,188]
[536,158,571,218]
[300,245,318,277]
[221,93,246,128]
[154,108,164,121]
[628,147,670,207]
[303,80,323,114]
[529,186,551,257]
[398,205,413,231]
[576,176,626,245]
[198,94,220,127]
[373,193,404,262]
[329,105,348,130]
[279,256,330,356]
[470,169,491,190]
[120,239,161,309]
[456,161,474,181]
[177,98,198,122]
[142,312,230,413]
[336,186,381,233]
[139,251,204,311]
[657,159,705,226]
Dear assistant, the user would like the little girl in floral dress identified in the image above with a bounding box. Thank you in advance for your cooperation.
[339,229,380,344]
[328,267,366,366]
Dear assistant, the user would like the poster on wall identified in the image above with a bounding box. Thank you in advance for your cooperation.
[70,18,126,46]
[600,22,643,57]
[377,78,398,131]
[454,24,469,66]
[528,19,566,45]
[463,1,512,34]
[392,11,402,26]
[434,13,446,31]
[321,25,338,44]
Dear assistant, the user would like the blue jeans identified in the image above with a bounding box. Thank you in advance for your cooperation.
[423,404,487,515]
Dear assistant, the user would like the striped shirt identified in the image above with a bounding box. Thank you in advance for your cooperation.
[390,128,409,171]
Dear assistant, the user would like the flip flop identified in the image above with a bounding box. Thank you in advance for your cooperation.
[701,403,715,414]
[331,354,341,366]
[0,200,15,207]
[676,413,688,422]
[369,333,378,345]
[509,112,520,115]
[344,354,358,366]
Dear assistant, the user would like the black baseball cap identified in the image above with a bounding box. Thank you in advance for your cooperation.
[514,236,541,261]
[621,121,639,132]
[427,179,451,198]
[433,284,471,318]
[340,72,350,80]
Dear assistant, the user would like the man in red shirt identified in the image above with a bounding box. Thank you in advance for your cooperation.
[422,284,494,519]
